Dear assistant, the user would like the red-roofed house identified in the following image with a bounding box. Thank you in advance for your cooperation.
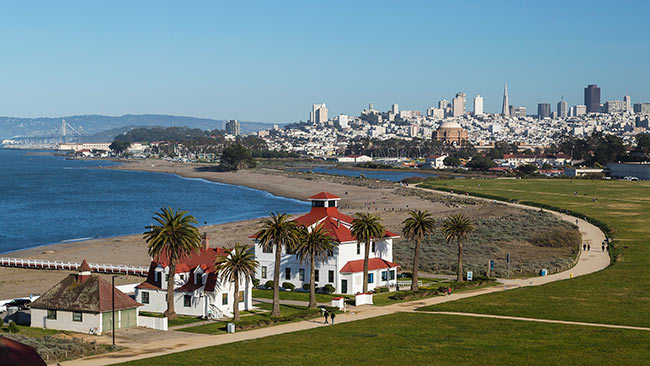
[251,192,400,295]
[134,236,253,319]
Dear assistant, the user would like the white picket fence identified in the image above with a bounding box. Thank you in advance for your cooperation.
[0,257,149,276]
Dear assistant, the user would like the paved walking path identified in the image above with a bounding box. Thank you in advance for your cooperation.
[61,191,611,366]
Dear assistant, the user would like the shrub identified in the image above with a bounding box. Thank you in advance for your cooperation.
[265,280,274,289]
[322,284,335,294]
[302,283,310,290]
[7,321,19,333]
[375,286,389,293]
[252,278,260,287]
[282,282,295,290]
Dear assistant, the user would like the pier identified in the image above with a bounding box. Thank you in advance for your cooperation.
[0,257,149,276]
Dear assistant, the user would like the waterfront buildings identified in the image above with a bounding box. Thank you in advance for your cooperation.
[135,237,253,319]
[310,103,328,124]
[584,84,601,113]
[473,95,484,116]
[225,120,240,136]
[30,260,141,335]
[252,192,400,295]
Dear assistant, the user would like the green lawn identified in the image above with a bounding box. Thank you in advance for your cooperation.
[0,323,61,337]
[179,303,320,335]
[252,288,346,303]
[416,179,650,327]
[115,312,650,366]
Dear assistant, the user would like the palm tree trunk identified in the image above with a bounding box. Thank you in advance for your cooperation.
[272,241,281,316]
[411,237,421,291]
[309,255,316,308]
[232,274,240,321]
[363,239,370,293]
[166,263,177,319]
[457,238,464,282]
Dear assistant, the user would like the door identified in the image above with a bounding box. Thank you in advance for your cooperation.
[102,312,113,332]
[341,279,348,294]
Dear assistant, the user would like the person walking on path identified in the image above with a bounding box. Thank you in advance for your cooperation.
[583,243,586,251]
[323,309,329,324]
[587,244,591,251]
[602,244,605,252]
[330,311,336,325]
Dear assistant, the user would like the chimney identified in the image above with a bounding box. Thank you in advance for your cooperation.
[202,232,209,250]
[336,219,340,228]
[77,259,92,283]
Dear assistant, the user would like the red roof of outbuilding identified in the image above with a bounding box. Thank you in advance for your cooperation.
[154,247,228,273]
[340,258,399,273]
[78,259,91,272]
[309,192,341,200]
[0,337,47,366]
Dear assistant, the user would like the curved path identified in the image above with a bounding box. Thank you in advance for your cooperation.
[62,189,611,366]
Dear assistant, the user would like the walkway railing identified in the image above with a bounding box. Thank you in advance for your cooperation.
[0,257,149,276]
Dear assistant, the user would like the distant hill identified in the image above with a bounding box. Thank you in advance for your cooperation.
[0,114,282,140]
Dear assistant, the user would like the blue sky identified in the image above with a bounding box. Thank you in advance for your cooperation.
[0,1,649,123]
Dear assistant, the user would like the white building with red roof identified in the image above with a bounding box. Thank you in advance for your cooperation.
[134,237,253,319]
[252,192,400,295]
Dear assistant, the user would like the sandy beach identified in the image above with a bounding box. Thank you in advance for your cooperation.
[0,159,568,299]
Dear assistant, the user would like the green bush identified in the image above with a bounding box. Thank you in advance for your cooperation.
[374,287,389,293]
[252,278,260,287]
[302,283,310,290]
[322,284,335,294]
[7,321,19,333]
[282,282,295,290]
[265,280,274,289]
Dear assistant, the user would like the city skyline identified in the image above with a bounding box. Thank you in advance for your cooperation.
[0,1,649,122]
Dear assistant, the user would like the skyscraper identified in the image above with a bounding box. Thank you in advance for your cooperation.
[537,103,551,119]
[225,120,240,135]
[452,92,466,117]
[624,95,632,113]
[473,95,484,116]
[501,82,510,117]
[557,99,568,118]
[391,104,399,114]
[584,84,601,113]
[310,103,328,124]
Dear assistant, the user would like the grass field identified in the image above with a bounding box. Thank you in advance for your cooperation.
[416,179,650,327]
[116,312,650,366]
[179,303,317,334]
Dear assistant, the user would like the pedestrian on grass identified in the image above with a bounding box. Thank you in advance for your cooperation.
[587,244,591,251]
[323,309,329,324]
[330,312,336,324]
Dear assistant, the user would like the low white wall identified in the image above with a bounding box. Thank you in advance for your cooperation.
[137,316,168,331]
[355,293,373,306]
[31,308,100,334]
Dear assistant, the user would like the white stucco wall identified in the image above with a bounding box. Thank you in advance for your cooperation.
[31,308,101,334]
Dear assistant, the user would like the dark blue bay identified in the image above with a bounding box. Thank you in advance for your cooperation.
[0,149,309,254]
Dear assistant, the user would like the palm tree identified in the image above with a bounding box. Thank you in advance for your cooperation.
[143,207,202,319]
[255,212,299,316]
[351,212,385,293]
[442,213,475,282]
[217,243,259,321]
[295,225,336,308]
[402,210,436,291]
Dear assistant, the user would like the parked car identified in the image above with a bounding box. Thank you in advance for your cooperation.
[5,298,31,310]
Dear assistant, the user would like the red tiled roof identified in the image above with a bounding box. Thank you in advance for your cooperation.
[309,192,341,200]
[340,258,399,273]
[154,247,228,273]
[204,273,218,292]
[78,259,91,272]
[30,275,141,313]
[0,337,46,366]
